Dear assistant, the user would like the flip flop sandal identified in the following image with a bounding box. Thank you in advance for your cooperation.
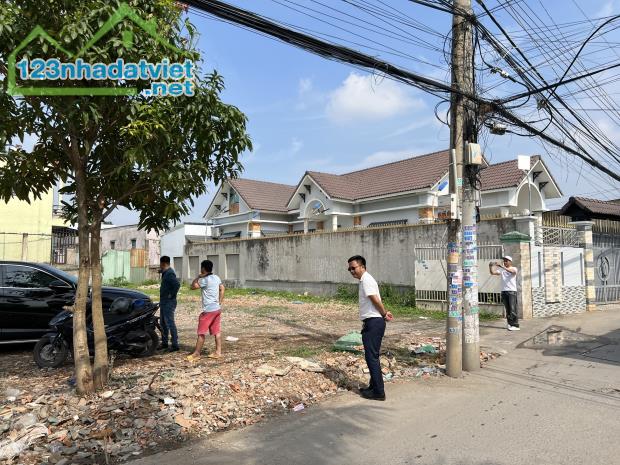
[207,354,221,359]
[186,354,200,362]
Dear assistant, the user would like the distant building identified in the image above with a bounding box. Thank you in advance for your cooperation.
[204,150,562,238]
[0,183,76,263]
[160,222,211,280]
[100,224,160,265]
[560,196,620,222]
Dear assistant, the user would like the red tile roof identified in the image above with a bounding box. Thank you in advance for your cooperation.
[561,196,620,219]
[306,150,450,201]
[228,178,296,213]
[479,155,542,190]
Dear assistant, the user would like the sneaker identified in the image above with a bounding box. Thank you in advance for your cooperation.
[167,346,180,352]
[359,385,373,393]
[360,390,386,401]
[508,326,521,331]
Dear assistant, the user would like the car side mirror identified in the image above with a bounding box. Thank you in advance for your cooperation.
[49,280,72,291]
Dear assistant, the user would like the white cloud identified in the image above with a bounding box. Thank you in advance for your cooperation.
[354,149,417,170]
[290,137,304,154]
[326,72,425,123]
[383,117,438,139]
[596,1,614,17]
[298,77,313,95]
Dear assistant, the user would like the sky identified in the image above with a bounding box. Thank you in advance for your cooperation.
[101,0,620,226]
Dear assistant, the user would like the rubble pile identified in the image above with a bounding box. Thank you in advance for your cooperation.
[0,293,499,464]
[0,342,453,465]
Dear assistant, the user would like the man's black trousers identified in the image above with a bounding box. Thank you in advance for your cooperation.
[362,317,386,396]
[501,290,519,327]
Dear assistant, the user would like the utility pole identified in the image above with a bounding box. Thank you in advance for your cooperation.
[455,0,480,372]
[447,0,477,376]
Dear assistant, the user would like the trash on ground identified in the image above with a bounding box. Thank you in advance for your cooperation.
[333,332,364,353]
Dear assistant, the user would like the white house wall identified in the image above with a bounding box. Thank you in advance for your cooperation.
[361,208,420,226]
[358,194,421,212]
[160,227,186,260]
[481,191,511,208]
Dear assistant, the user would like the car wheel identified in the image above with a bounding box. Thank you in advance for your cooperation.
[34,335,69,368]
[137,329,159,358]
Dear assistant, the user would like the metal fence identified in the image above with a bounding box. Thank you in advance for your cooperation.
[414,243,504,306]
[0,229,78,264]
[414,243,504,261]
[536,227,581,247]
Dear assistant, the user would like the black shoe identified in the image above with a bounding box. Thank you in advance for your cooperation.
[158,344,169,351]
[359,385,373,393]
[360,390,386,401]
[167,346,180,352]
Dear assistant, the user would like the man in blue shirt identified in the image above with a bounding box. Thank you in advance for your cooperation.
[159,256,180,352]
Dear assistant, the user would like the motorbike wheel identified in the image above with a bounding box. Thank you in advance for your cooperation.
[34,336,69,368]
[137,329,159,358]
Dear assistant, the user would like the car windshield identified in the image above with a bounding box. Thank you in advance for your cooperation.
[36,263,78,285]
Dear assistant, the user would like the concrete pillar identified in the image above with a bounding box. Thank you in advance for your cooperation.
[499,231,533,320]
[514,216,536,241]
[303,218,309,234]
[573,221,596,312]
[331,215,338,231]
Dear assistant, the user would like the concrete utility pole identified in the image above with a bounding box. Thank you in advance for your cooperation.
[447,0,477,377]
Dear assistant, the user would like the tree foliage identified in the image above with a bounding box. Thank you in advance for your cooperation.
[0,0,251,393]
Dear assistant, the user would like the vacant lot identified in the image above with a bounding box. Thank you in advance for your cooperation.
[1,289,457,464]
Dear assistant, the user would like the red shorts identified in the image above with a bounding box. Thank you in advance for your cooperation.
[197,310,221,336]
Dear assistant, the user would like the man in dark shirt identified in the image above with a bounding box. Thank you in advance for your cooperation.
[159,256,180,351]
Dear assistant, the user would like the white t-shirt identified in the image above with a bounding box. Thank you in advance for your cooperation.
[358,272,383,320]
[198,274,222,312]
[500,267,518,292]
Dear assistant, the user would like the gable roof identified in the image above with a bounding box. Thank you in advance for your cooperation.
[479,157,533,190]
[304,150,450,201]
[228,178,296,213]
[560,196,620,221]
[480,155,562,196]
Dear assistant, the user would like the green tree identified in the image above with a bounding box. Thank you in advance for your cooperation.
[0,0,251,394]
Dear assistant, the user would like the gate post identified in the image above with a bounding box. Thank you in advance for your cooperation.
[499,231,533,320]
[573,221,596,312]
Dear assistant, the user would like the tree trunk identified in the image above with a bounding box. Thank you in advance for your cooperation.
[73,160,95,394]
[90,217,109,389]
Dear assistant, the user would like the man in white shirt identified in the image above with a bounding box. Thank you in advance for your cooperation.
[187,260,225,361]
[489,255,520,331]
[348,255,393,401]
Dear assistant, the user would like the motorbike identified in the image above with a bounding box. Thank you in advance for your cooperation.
[33,297,161,368]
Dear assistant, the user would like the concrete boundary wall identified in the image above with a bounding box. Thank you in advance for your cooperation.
[186,219,514,310]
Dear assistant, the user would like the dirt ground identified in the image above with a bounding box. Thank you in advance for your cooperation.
[0,292,454,464]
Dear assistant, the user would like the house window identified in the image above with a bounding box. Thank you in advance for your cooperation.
[131,239,137,249]
[110,240,116,250]
[229,190,240,215]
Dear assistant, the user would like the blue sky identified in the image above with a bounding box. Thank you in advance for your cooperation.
[105,0,620,225]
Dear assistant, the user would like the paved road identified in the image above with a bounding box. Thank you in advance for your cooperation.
[131,309,620,465]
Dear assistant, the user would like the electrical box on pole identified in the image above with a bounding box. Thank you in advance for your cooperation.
[465,142,483,165]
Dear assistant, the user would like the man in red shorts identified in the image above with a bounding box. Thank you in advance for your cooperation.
[187,259,225,361]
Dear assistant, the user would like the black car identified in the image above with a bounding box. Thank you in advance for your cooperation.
[0,261,152,343]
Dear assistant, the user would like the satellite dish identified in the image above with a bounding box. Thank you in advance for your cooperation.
[311,201,329,216]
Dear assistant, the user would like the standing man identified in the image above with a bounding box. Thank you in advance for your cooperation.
[489,255,520,331]
[159,256,181,351]
[348,255,393,401]
[187,259,225,361]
